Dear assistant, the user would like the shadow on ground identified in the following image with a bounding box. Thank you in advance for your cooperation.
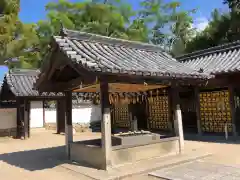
[184,133,240,144]
[0,146,67,171]
[0,145,102,171]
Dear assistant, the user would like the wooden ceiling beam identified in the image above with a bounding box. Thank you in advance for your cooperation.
[73,83,167,93]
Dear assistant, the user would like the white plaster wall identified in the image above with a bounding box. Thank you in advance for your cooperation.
[44,104,101,124]
[30,101,44,128]
[45,109,56,123]
[0,108,17,129]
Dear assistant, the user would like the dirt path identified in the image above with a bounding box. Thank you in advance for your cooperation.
[1,130,240,180]
[0,129,100,180]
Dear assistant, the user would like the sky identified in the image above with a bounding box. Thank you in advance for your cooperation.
[0,0,228,81]
[19,0,228,25]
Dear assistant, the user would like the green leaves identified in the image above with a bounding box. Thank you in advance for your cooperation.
[185,0,240,54]
[139,0,196,55]
[1,0,204,68]
[0,0,41,68]
[224,0,240,13]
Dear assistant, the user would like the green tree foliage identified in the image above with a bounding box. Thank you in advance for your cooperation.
[139,0,196,56]
[224,0,240,12]
[184,0,240,54]
[224,0,240,41]
[0,0,40,68]
[35,0,196,58]
[36,0,149,59]
[2,0,196,68]
[185,9,231,53]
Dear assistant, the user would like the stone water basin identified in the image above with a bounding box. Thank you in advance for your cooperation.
[112,131,169,146]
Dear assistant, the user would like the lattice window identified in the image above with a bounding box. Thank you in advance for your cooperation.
[199,90,232,133]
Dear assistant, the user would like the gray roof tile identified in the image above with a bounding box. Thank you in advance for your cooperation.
[53,28,210,79]
[177,41,240,75]
[2,69,63,97]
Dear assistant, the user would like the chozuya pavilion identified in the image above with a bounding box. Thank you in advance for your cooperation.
[34,28,210,170]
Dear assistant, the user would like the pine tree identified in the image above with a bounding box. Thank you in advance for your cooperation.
[0,0,40,68]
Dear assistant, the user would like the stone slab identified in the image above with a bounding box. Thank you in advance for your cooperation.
[149,160,240,180]
[61,150,211,180]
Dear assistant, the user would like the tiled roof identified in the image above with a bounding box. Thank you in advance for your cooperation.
[177,41,240,75]
[2,69,63,97]
[53,28,209,79]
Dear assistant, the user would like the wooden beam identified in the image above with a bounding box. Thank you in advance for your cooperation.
[73,83,167,93]
[98,74,207,86]
[47,61,67,80]
[38,76,95,92]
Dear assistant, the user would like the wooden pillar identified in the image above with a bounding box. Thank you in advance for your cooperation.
[57,99,66,134]
[27,101,30,138]
[56,100,59,134]
[43,100,45,128]
[168,88,173,132]
[56,100,62,134]
[24,100,29,139]
[194,87,202,136]
[65,92,73,159]
[100,81,112,170]
[172,86,184,153]
[16,99,21,138]
[229,85,237,138]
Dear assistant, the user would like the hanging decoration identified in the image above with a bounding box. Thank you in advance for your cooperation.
[112,103,130,128]
[148,89,169,130]
[199,90,232,133]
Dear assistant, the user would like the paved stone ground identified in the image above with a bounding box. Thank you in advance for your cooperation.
[125,138,240,180]
[1,130,240,180]
[149,160,240,180]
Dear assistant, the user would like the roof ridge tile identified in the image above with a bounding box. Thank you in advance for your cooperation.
[61,28,166,53]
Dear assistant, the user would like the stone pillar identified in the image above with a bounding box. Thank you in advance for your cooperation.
[194,87,202,136]
[174,104,184,153]
[100,81,112,170]
[132,116,138,131]
[171,85,184,153]
[65,92,73,159]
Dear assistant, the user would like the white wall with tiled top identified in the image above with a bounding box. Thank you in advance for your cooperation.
[45,104,101,124]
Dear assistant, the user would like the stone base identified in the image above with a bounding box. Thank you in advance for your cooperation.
[70,137,180,170]
[45,123,91,133]
[73,123,91,133]
[0,128,17,137]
